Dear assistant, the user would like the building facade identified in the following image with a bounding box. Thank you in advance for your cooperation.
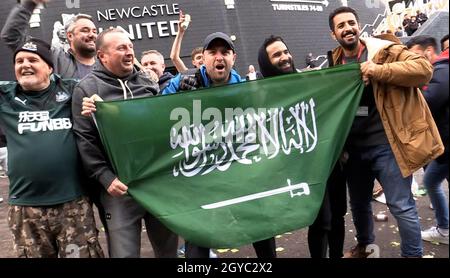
[0,0,386,80]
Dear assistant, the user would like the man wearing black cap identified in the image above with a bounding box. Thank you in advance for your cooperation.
[1,0,97,80]
[0,38,103,258]
[162,32,241,94]
[161,32,277,258]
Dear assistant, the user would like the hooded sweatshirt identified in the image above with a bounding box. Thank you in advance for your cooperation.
[424,49,449,163]
[257,39,297,78]
[72,62,159,189]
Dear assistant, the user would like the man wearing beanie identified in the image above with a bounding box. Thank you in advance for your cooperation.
[0,38,104,258]
[1,0,97,80]
[2,1,109,248]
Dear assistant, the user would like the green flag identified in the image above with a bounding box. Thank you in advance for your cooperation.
[95,63,364,248]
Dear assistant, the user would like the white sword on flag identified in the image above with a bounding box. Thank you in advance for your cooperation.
[201,179,310,210]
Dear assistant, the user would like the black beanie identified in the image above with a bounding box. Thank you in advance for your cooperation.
[14,37,54,68]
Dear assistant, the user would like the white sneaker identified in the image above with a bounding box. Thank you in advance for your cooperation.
[0,197,3,203]
[209,249,218,258]
[421,227,449,245]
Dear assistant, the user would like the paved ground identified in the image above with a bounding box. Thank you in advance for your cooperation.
[0,170,448,258]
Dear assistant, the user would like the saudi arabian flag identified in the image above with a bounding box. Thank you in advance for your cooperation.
[94,63,364,248]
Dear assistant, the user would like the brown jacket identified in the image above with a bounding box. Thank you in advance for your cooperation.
[332,37,444,177]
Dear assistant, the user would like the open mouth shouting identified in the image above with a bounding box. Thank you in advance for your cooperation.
[215,63,226,73]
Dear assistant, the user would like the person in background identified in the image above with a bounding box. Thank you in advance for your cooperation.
[407,36,449,245]
[245,65,263,80]
[416,10,428,26]
[441,34,449,52]
[169,11,204,73]
[141,50,174,91]
[1,0,97,80]
[395,27,404,38]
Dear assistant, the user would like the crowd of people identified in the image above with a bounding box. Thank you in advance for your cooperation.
[0,0,448,258]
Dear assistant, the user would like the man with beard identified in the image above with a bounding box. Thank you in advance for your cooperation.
[72,28,178,258]
[328,7,440,258]
[257,36,298,77]
[1,0,97,80]
[257,36,347,258]
[162,32,277,259]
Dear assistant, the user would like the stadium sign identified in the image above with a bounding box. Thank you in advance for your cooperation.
[270,0,330,12]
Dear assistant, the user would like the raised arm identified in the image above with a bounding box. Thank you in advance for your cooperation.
[170,11,189,73]
[1,0,49,51]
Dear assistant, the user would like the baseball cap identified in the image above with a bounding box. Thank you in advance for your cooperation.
[203,32,235,52]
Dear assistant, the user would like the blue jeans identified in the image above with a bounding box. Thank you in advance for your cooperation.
[346,144,423,257]
[423,159,449,229]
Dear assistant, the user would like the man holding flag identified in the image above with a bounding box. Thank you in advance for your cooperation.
[162,31,277,259]
[327,6,441,258]
[257,35,347,258]
[72,28,178,258]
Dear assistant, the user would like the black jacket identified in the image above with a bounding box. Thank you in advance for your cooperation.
[72,63,159,189]
[424,51,449,163]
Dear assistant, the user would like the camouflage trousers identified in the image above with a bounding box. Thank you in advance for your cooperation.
[8,196,104,258]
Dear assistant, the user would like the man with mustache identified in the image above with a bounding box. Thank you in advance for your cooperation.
[1,0,97,80]
[328,7,440,258]
[0,38,103,257]
[162,32,277,258]
[257,35,298,77]
[257,35,347,258]
[72,28,178,258]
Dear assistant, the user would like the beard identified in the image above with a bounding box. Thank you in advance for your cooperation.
[73,40,96,58]
[275,58,295,75]
[338,31,360,52]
